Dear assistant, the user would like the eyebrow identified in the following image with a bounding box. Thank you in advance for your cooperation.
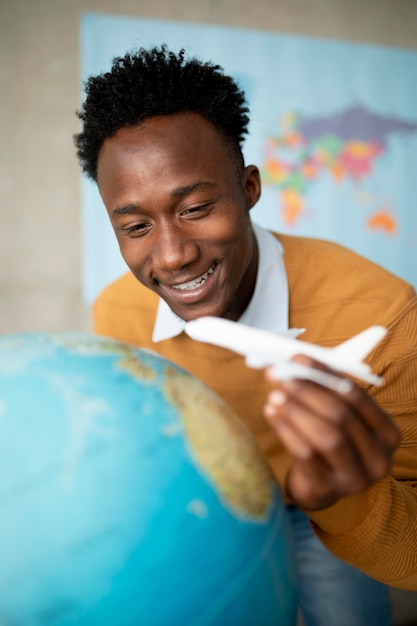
[112,204,138,217]
[112,181,215,217]
[171,180,214,197]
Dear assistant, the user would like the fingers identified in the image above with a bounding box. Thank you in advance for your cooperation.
[284,457,341,511]
[265,356,400,453]
[341,382,401,451]
[264,382,375,485]
[263,358,401,509]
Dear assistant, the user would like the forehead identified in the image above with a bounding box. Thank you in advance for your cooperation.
[96,113,242,210]
[97,112,232,178]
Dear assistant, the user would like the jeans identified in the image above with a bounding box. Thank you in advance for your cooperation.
[287,505,393,626]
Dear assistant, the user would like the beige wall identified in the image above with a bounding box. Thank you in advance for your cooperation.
[1,0,416,335]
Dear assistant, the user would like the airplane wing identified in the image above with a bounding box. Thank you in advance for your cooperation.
[267,361,354,394]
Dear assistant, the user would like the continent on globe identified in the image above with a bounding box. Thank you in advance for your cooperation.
[261,105,417,228]
[0,333,298,626]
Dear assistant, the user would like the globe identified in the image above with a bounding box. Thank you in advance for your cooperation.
[0,332,298,626]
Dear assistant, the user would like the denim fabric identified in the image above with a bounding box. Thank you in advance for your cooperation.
[287,505,393,626]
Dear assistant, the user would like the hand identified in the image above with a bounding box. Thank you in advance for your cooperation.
[263,356,401,511]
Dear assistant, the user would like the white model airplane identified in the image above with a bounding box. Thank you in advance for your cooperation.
[185,316,387,392]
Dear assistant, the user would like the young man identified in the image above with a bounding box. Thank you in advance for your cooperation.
[74,46,417,624]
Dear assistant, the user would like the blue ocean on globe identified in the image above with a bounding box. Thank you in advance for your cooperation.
[0,333,298,625]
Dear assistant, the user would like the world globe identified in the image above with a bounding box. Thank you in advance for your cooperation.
[0,332,298,626]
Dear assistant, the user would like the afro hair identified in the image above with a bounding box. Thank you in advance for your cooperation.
[74,45,250,181]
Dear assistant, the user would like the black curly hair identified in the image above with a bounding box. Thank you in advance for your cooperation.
[74,45,250,181]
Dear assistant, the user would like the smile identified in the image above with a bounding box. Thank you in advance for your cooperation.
[172,264,216,291]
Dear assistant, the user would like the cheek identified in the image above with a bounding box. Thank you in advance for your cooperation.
[205,218,253,272]
[206,209,251,245]
[117,239,148,274]
[225,219,254,255]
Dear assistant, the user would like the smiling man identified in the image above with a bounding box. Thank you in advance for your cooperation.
[74,46,417,625]
[96,112,260,323]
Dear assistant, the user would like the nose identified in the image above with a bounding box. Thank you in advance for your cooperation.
[154,224,199,272]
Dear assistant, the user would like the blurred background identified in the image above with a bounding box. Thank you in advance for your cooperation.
[1,1,416,622]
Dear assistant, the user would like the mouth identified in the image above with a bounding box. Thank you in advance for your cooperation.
[171,263,217,291]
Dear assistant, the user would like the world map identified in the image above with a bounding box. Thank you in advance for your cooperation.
[261,105,417,232]
[80,15,417,297]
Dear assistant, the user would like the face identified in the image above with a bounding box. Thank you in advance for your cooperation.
[97,112,261,322]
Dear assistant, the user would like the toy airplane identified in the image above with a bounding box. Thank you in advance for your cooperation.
[185,316,387,392]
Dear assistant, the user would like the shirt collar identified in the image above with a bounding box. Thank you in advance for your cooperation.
[152,222,289,342]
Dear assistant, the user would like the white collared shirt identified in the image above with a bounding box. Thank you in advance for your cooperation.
[152,222,289,342]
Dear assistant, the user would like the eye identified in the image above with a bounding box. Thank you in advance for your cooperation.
[181,203,212,217]
[122,222,152,236]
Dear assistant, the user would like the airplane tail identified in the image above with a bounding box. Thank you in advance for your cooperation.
[332,326,387,362]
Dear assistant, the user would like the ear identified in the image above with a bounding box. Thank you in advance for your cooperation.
[243,165,261,210]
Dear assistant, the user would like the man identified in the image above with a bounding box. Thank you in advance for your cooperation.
[74,46,417,624]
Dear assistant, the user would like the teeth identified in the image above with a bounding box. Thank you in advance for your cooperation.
[173,265,215,291]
